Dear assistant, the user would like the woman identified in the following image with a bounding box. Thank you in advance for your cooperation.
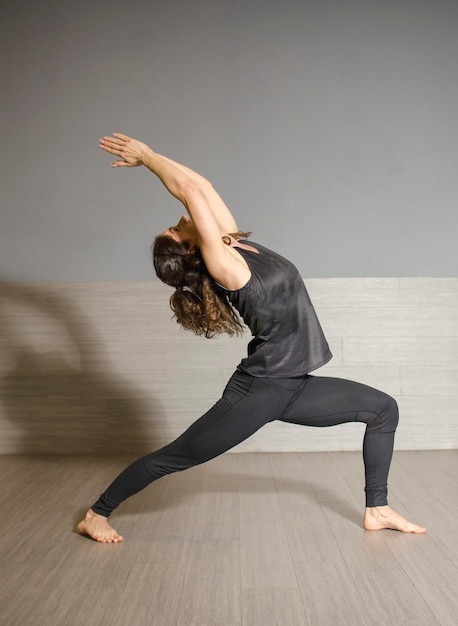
[77,133,425,542]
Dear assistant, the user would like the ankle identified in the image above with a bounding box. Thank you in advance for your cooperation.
[365,505,389,513]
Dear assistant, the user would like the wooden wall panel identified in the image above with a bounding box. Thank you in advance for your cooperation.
[0,278,456,454]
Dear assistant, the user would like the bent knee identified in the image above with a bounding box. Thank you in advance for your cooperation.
[383,395,399,432]
[361,394,399,434]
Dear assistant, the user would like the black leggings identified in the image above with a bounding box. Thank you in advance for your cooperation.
[92,372,399,516]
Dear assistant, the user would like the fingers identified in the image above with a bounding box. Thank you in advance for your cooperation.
[113,132,131,141]
[99,133,129,151]
[99,137,124,161]
[100,132,130,147]
[99,133,140,168]
[99,136,123,151]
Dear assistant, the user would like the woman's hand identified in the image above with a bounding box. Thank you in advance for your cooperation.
[99,132,151,167]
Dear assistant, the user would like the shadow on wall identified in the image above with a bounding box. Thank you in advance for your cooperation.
[0,283,162,454]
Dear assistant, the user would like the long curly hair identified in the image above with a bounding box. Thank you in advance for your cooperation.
[152,232,251,338]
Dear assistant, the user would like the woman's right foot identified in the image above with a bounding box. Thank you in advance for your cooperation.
[76,509,124,543]
[364,505,426,533]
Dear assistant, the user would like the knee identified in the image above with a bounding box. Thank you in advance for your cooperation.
[362,394,399,434]
[381,394,399,433]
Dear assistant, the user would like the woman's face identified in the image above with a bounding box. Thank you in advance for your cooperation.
[162,215,198,246]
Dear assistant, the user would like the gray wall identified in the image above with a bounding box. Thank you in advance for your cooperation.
[2,0,458,281]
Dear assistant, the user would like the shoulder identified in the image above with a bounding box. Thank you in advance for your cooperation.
[199,242,251,291]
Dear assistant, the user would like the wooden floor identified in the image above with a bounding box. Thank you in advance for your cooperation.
[1,450,457,625]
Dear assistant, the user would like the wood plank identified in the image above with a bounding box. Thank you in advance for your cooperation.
[177,540,241,624]
[242,588,309,626]
[321,508,439,624]
[295,561,375,625]
[382,530,458,626]
[239,460,298,589]
[192,455,240,541]
[269,453,346,564]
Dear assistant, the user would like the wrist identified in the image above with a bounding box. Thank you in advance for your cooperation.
[140,145,156,167]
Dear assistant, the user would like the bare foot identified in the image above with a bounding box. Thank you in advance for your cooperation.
[76,509,124,543]
[364,505,426,533]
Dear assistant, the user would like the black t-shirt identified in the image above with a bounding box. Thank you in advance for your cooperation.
[224,241,332,377]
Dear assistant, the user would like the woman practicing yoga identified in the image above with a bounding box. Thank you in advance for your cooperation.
[77,132,426,542]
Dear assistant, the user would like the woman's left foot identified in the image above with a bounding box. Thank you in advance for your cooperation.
[364,505,426,533]
[76,509,124,543]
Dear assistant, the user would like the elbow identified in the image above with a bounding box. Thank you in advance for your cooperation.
[180,179,201,203]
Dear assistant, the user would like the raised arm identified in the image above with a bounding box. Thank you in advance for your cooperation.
[100,133,237,235]
[99,133,250,290]
[157,155,238,235]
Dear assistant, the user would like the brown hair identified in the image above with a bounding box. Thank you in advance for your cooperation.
[152,231,251,338]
